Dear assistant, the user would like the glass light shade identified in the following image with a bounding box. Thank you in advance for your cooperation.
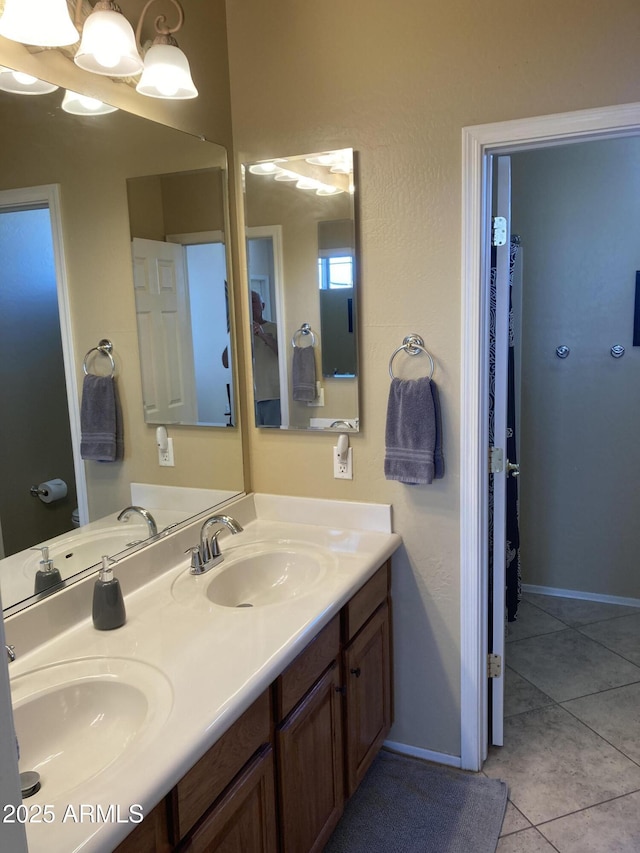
[249,163,280,176]
[0,67,58,95]
[136,43,197,99]
[74,9,143,77]
[0,0,78,46]
[61,90,118,115]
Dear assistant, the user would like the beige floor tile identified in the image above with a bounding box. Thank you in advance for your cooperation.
[500,801,533,836]
[507,600,567,643]
[505,667,554,717]
[579,612,640,666]
[497,828,558,852]
[482,706,640,824]
[561,682,640,764]
[523,593,638,626]
[538,791,640,852]
[507,629,640,702]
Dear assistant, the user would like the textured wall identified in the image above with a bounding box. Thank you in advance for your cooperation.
[225,0,640,758]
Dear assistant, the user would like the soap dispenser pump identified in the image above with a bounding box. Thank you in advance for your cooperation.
[32,546,62,594]
[92,556,126,630]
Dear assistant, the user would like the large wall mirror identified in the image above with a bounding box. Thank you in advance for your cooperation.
[0,74,244,615]
[243,149,359,431]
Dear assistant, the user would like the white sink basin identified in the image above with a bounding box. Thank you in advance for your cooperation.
[171,540,335,609]
[23,526,150,580]
[11,657,173,800]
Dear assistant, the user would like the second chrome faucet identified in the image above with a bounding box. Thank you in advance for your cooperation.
[187,515,243,575]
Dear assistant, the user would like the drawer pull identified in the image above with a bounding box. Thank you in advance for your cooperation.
[350,667,361,678]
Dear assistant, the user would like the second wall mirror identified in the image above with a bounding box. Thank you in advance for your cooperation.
[243,149,359,431]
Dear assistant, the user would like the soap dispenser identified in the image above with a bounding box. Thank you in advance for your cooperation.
[92,556,126,630]
[32,546,62,594]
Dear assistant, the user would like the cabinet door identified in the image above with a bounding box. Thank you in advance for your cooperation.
[277,663,344,853]
[113,799,172,853]
[181,746,277,853]
[343,601,391,797]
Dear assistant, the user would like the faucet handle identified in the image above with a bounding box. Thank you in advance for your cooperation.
[6,645,15,662]
[185,547,205,575]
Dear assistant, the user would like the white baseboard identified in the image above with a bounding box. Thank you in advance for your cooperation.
[522,583,640,610]
[384,739,462,769]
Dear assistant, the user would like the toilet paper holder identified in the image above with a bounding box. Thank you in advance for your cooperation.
[30,479,68,504]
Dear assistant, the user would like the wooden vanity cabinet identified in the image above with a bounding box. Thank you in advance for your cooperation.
[341,562,392,797]
[275,615,344,853]
[115,561,392,853]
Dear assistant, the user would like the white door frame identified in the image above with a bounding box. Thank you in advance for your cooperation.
[460,101,640,771]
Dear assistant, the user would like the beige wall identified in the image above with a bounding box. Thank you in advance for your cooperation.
[225,0,640,758]
[513,138,640,601]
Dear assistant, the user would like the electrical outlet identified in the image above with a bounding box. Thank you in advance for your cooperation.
[333,446,353,479]
[158,437,175,467]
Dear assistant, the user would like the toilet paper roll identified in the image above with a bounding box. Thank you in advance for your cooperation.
[37,479,68,504]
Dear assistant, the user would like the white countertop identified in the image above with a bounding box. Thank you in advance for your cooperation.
[6,494,401,853]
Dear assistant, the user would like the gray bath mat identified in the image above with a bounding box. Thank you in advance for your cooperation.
[324,749,507,853]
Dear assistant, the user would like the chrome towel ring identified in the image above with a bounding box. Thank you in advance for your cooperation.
[388,334,435,379]
[291,323,317,348]
[83,339,115,377]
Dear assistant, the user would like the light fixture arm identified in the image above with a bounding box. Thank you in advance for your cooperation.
[135,0,184,46]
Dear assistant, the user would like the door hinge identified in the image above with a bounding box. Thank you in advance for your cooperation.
[488,653,502,679]
[491,216,507,247]
[489,446,504,474]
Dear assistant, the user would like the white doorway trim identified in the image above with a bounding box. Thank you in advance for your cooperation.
[459,101,640,771]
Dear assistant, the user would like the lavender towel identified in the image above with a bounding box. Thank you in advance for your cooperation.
[385,377,437,485]
[80,374,124,462]
[292,345,317,402]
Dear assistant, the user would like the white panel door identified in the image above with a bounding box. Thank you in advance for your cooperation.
[490,155,512,746]
[132,238,197,424]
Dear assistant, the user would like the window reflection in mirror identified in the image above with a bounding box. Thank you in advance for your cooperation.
[243,149,359,431]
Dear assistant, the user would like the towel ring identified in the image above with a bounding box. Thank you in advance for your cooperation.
[83,339,115,377]
[388,334,435,379]
[291,323,317,348]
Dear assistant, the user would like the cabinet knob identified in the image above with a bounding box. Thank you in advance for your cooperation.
[335,685,346,696]
[350,667,361,678]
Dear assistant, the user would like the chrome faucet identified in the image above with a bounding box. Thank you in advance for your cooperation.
[330,420,353,429]
[6,645,15,663]
[187,515,243,575]
[117,506,158,538]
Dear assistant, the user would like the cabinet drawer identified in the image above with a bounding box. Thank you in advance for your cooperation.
[173,689,272,840]
[342,562,389,642]
[276,614,340,721]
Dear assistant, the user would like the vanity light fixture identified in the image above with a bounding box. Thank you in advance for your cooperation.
[135,0,197,100]
[61,89,118,115]
[0,67,59,95]
[0,0,78,47]
[0,0,197,100]
[74,1,143,78]
[249,162,282,175]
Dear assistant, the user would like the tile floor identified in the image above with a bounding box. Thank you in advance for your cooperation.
[483,592,640,852]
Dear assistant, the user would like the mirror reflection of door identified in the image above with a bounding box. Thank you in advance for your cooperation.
[0,196,79,557]
[246,226,288,427]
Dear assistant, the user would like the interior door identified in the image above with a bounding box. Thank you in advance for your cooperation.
[131,237,197,424]
[489,155,512,746]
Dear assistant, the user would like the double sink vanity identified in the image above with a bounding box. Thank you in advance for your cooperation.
[4,493,401,852]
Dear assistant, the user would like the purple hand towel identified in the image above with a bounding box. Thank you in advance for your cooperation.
[384,377,436,484]
[292,345,317,402]
[80,374,123,462]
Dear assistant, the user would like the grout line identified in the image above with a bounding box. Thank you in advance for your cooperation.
[534,787,640,829]
[559,702,640,769]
